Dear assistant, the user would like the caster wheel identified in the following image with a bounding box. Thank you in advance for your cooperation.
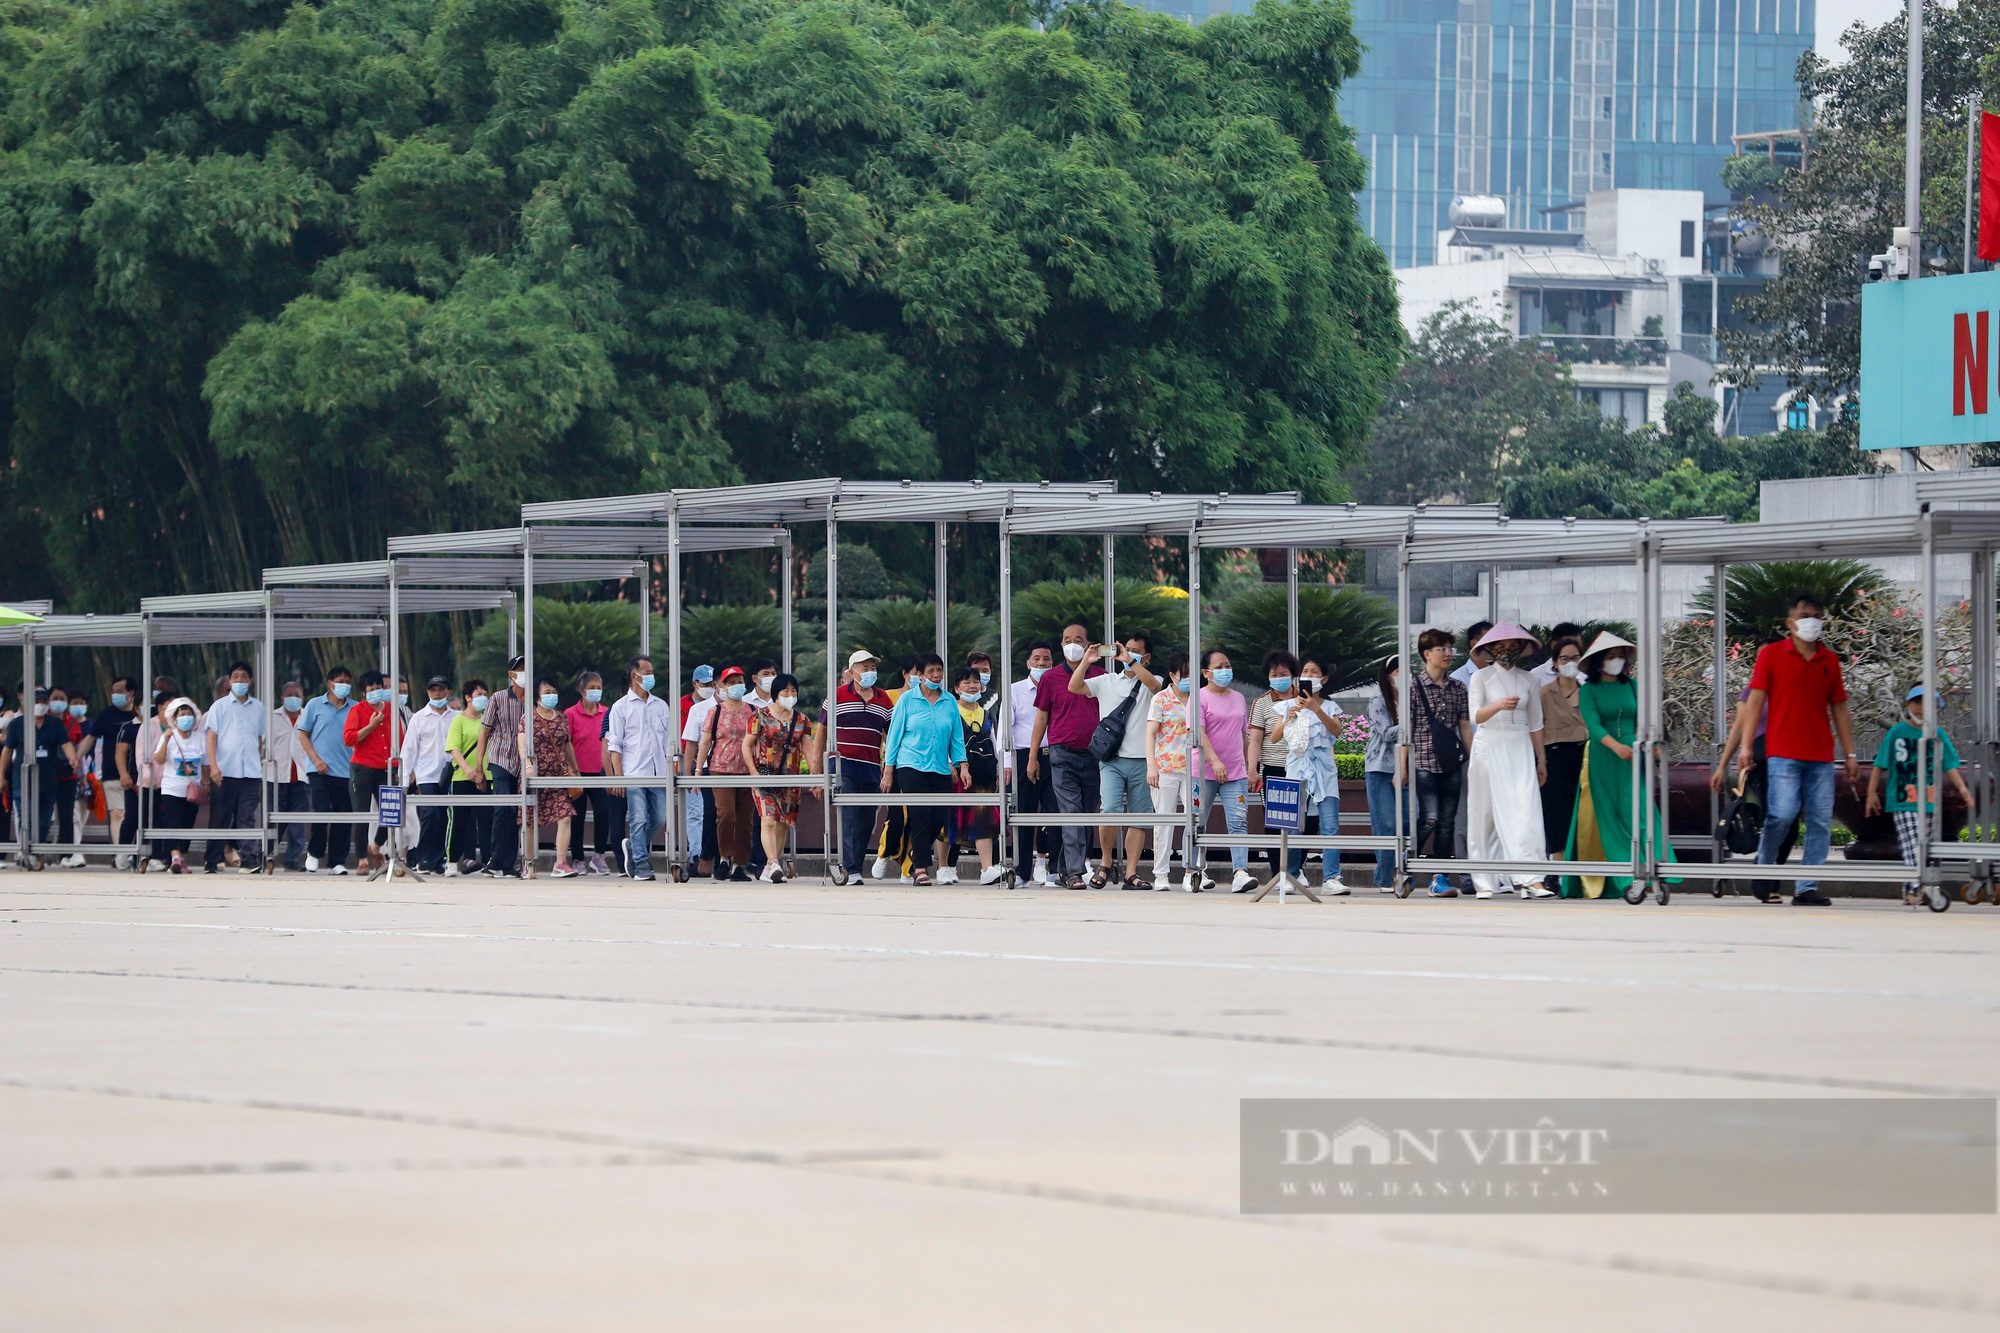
[1623,883,1647,905]
[1927,886,1951,913]
[1004,871,1017,890]
[1712,879,1727,899]
[1393,874,1413,899]
[1658,885,1671,906]
[829,865,849,886]
[671,863,689,883]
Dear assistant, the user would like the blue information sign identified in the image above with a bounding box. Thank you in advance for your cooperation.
[1262,777,1302,833]
[1859,269,2000,450]
[376,785,404,829]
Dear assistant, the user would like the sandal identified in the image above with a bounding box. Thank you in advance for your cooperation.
[1087,868,1110,889]
[911,869,933,886]
[1124,875,1152,891]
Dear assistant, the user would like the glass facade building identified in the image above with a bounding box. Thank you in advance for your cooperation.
[1132,0,1813,269]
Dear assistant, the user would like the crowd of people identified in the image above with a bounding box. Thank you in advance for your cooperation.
[0,590,1957,901]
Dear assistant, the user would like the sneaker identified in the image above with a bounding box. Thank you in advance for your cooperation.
[328,864,350,876]
[60,853,85,868]
[169,855,188,875]
[1031,857,1049,885]
[1793,889,1832,906]
[114,854,132,871]
[1377,883,1397,893]
[305,855,319,873]
[759,863,783,883]
[1324,880,1351,896]
[204,865,221,875]
[715,858,733,881]
[551,861,580,878]
[1229,869,1257,893]
[458,858,483,876]
[936,866,959,884]
[899,874,916,885]
[236,864,260,875]
[1429,874,1458,898]
[146,858,166,873]
[631,871,656,882]
[588,853,610,876]
[1524,882,1556,899]
[482,865,508,878]
[729,865,754,882]
[871,855,892,879]
[978,864,1007,885]
[444,862,462,878]
[1472,887,1494,898]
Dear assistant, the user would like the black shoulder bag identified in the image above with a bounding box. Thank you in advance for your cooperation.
[1088,687,1142,763]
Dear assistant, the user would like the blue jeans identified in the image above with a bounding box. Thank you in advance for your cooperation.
[10,779,56,844]
[625,785,667,877]
[1366,771,1413,887]
[1757,757,1834,891]
[1197,776,1250,871]
[837,760,881,875]
[1286,794,1341,879]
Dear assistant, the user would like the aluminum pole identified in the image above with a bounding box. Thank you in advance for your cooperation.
[1921,510,1937,887]
[1186,522,1203,875]
[263,590,276,875]
[638,555,651,660]
[1905,0,1923,269]
[1103,535,1116,650]
[997,518,1013,880]
[1976,549,1998,821]
[1395,540,1410,889]
[138,617,151,867]
[1968,94,1980,274]
[1286,549,1299,658]
[665,502,682,873]
[825,514,840,880]
[522,530,535,877]
[20,631,34,864]
[1633,533,1648,889]
[935,521,948,660]
[780,533,794,674]
[1711,560,1728,862]
[387,568,404,875]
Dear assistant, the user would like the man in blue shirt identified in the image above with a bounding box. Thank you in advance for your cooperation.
[204,660,267,873]
[878,653,969,887]
[295,666,355,874]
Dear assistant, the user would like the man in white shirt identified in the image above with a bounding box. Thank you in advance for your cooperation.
[268,682,313,871]
[203,661,266,873]
[1009,642,1056,883]
[1071,634,1162,887]
[680,666,719,877]
[605,655,676,882]
[1529,621,1581,688]
[401,675,455,873]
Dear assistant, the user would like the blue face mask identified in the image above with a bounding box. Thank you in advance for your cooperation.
[726,683,747,701]
[471,695,489,713]
[919,677,940,693]
[396,692,408,708]
[366,688,389,705]
[1210,668,1234,687]
[1267,676,1291,693]
[959,687,981,700]
[231,680,250,699]
[428,696,448,710]
[1174,677,1192,694]
[111,692,128,709]
[584,688,602,704]
[283,696,303,713]
[1029,666,1048,683]
[69,702,87,718]
[331,681,351,700]
[638,674,655,692]
[858,671,878,688]
[174,714,195,732]
[539,692,559,709]
[978,671,991,688]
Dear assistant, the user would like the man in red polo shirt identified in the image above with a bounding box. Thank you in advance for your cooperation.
[1737,591,1859,906]
[1027,622,1104,889]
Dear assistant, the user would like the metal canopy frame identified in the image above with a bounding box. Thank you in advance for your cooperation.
[0,615,146,866]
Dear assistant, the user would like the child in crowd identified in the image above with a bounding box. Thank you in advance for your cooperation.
[1865,685,1972,908]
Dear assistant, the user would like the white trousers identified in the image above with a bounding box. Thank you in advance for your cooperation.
[1466,726,1547,891]
[1150,770,1191,859]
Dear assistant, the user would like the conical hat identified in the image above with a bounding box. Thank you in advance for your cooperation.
[1580,630,1636,659]
[1473,620,1540,652]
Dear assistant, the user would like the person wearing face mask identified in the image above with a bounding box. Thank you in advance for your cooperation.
[745,657,779,711]
[267,682,312,872]
[63,690,102,864]
[1009,643,1057,884]
[446,679,494,876]
[1530,622,1583,689]
[39,686,80,857]
[1561,632,1677,897]
[1193,650,1258,893]
[472,655,530,878]
[150,698,206,874]
[1247,650,1300,885]
[742,673,820,882]
[1464,623,1552,899]
[678,663,720,880]
[1146,653,1197,889]
[401,676,456,875]
[1029,624,1104,889]
[1,687,74,848]
[819,650,891,884]
[296,667,356,874]
[1265,658,1349,893]
[607,656,676,883]
[527,675,583,877]
[879,653,969,887]
[561,670,619,875]
[1735,592,1856,906]
[965,652,995,705]
[695,666,759,880]
[1536,637,1588,863]
[342,669,396,875]
[942,666,1002,884]
[1073,634,1161,889]
[1867,685,1972,908]
[202,660,266,875]
[1409,629,1474,897]
[869,654,924,880]
[1363,655,1411,893]
[88,677,137,858]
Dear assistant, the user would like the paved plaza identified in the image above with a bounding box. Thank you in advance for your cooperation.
[2,872,1997,1330]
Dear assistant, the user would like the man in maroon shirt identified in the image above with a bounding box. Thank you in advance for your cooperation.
[1027,622,1103,887]
[1737,592,1858,906]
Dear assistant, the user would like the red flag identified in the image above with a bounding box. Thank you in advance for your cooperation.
[1981,110,2000,262]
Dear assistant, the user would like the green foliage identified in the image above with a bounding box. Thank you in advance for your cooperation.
[801,541,892,606]
[679,603,785,676]
[1008,576,1188,667]
[465,598,648,693]
[0,0,1399,626]
[1207,583,1394,689]
[836,599,998,674]
[1689,559,1891,643]
[1719,154,1788,198]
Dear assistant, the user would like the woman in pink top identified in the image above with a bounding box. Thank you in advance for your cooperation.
[1192,649,1257,892]
[563,671,620,875]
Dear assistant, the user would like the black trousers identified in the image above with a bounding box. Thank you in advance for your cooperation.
[276,780,310,868]
[447,775,489,865]
[487,767,520,872]
[1013,747,1053,868]
[896,768,953,871]
[156,791,197,858]
[53,776,75,846]
[307,770,353,866]
[205,774,263,869]
[565,771,624,868]
[1414,768,1463,879]
[415,780,448,869]
[1540,741,1585,854]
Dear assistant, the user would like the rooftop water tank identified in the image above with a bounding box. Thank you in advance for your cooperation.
[1448,195,1507,229]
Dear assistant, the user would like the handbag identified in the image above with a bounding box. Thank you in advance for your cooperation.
[1088,686,1141,763]
[964,710,999,785]
[754,711,806,797]
[1412,675,1466,776]
[1720,773,1762,854]
[186,778,210,806]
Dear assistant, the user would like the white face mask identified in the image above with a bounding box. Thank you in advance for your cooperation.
[757,674,776,693]
[777,693,798,709]
[1063,642,1086,663]
[1558,661,1582,680]
[1601,657,1627,677]
[695,685,714,700]
[509,672,525,689]
[1794,617,1824,642]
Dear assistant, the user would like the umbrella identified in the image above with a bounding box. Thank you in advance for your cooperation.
[0,605,44,628]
